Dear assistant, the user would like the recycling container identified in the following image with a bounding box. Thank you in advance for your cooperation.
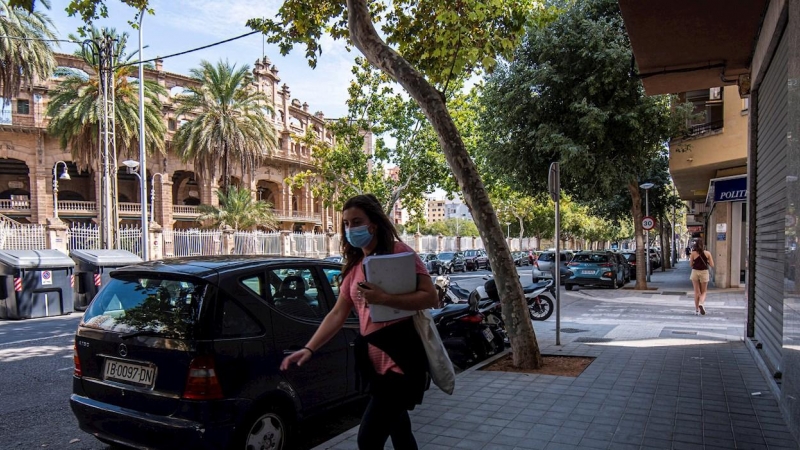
[0,250,75,320]
[70,249,142,310]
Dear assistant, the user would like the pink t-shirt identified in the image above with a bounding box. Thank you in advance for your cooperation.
[342,241,428,375]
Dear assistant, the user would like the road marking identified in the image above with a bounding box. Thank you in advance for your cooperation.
[57,366,74,372]
[0,333,73,347]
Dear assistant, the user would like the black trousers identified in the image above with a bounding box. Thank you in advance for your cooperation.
[357,391,418,450]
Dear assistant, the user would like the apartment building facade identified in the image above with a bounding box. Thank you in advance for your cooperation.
[619,0,800,440]
[0,53,351,233]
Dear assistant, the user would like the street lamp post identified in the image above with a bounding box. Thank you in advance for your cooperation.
[506,222,511,239]
[52,161,71,220]
[137,9,149,261]
[123,160,148,260]
[640,182,654,282]
[150,172,165,225]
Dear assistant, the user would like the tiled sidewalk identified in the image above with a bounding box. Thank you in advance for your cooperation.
[318,340,798,450]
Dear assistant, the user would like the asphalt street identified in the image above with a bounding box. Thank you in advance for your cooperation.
[0,264,745,450]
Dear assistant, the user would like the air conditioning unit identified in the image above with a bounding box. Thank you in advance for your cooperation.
[709,87,721,100]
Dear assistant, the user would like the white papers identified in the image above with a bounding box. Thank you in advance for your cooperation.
[363,252,418,322]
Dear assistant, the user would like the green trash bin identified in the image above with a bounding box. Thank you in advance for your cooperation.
[70,249,142,310]
[0,250,76,320]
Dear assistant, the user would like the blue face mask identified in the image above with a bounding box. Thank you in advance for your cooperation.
[346,225,374,248]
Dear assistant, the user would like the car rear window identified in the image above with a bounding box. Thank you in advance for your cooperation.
[623,253,636,261]
[538,253,554,261]
[439,252,455,259]
[82,276,206,339]
[573,254,609,263]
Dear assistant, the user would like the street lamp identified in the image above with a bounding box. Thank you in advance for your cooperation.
[123,160,149,260]
[150,172,165,225]
[640,182,655,282]
[506,221,511,239]
[52,161,70,220]
[137,8,150,261]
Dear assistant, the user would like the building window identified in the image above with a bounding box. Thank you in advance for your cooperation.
[16,99,30,115]
[741,97,750,114]
[168,118,177,131]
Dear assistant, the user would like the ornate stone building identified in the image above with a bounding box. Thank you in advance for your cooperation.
[0,53,356,233]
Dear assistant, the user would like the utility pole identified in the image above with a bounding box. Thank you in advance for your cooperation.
[85,34,119,250]
[138,10,149,260]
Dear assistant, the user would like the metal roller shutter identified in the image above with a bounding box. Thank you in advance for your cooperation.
[754,33,788,373]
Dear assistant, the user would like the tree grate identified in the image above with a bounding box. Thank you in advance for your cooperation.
[575,337,613,343]
[559,328,588,334]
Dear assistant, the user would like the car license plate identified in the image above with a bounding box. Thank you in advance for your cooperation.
[581,270,595,274]
[482,328,494,342]
[103,358,156,388]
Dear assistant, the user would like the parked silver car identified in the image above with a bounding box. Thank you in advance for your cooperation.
[532,251,574,282]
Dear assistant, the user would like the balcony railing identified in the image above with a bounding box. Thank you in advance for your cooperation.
[118,202,142,214]
[173,205,199,215]
[686,120,724,137]
[0,199,31,211]
[269,208,321,223]
[58,200,96,212]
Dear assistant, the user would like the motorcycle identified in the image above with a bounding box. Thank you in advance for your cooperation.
[433,275,471,307]
[430,287,505,369]
[477,276,556,322]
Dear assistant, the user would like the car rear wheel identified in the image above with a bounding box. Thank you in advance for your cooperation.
[612,276,619,289]
[565,284,574,291]
[236,405,292,450]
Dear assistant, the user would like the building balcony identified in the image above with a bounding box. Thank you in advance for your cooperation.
[270,208,321,223]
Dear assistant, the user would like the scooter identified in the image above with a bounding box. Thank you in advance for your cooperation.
[430,287,505,369]
[433,275,471,307]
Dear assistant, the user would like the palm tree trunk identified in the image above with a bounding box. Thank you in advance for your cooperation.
[222,142,230,193]
[347,0,542,368]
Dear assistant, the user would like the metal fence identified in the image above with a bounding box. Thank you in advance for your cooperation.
[291,232,325,258]
[68,223,101,251]
[164,229,222,258]
[118,225,143,258]
[233,231,281,255]
[0,223,47,250]
[442,236,457,251]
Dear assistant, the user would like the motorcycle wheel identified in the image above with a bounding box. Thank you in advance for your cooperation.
[528,294,554,321]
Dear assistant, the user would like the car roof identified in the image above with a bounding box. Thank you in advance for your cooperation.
[111,255,335,279]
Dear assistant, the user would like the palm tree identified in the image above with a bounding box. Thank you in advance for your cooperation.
[197,186,278,230]
[0,0,56,103]
[173,59,276,193]
[46,27,166,169]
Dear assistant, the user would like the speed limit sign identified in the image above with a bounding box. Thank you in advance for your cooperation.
[642,216,656,231]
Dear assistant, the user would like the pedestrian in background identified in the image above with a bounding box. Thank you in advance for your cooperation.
[685,245,691,260]
[280,194,438,449]
[689,240,714,315]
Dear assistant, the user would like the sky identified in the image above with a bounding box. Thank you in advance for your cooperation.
[45,0,355,118]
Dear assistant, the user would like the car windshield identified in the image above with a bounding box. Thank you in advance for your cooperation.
[573,254,609,263]
[623,253,636,261]
[438,252,455,260]
[82,276,206,339]
[464,250,477,257]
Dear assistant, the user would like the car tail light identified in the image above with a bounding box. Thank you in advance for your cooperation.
[568,262,580,266]
[458,313,484,324]
[183,355,223,400]
[603,271,614,278]
[73,344,82,377]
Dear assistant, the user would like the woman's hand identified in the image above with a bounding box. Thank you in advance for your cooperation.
[280,348,312,371]
[357,281,388,305]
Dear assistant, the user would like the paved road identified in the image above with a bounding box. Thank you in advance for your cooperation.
[0,265,745,450]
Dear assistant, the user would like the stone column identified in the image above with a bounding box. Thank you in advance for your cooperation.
[326,231,336,256]
[414,232,422,253]
[221,226,236,255]
[280,230,292,256]
[46,218,69,254]
[437,234,443,253]
[155,180,174,233]
[456,236,462,252]
[30,167,50,225]
[148,222,163,261]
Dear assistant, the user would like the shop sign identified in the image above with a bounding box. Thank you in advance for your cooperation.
[713,176,747,202]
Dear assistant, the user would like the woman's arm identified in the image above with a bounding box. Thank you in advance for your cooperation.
[706,251,715,268]
[360,274,438,310]
[280,292,351,370]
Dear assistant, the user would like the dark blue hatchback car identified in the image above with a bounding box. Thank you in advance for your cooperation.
[70,256,359,450]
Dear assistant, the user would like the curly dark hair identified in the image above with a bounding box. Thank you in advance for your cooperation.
[340,194,402,278]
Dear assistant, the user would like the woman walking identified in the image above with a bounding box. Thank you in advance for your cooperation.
[281,194,438,449]
[689,240,714,315]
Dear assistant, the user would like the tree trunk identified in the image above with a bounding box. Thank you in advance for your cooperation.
[661,214,670,270]
[628,181,648,289]
[222,143,230,193]
[347,0,542,368]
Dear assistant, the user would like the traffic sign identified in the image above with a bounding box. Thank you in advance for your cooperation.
[642,216,656,231]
